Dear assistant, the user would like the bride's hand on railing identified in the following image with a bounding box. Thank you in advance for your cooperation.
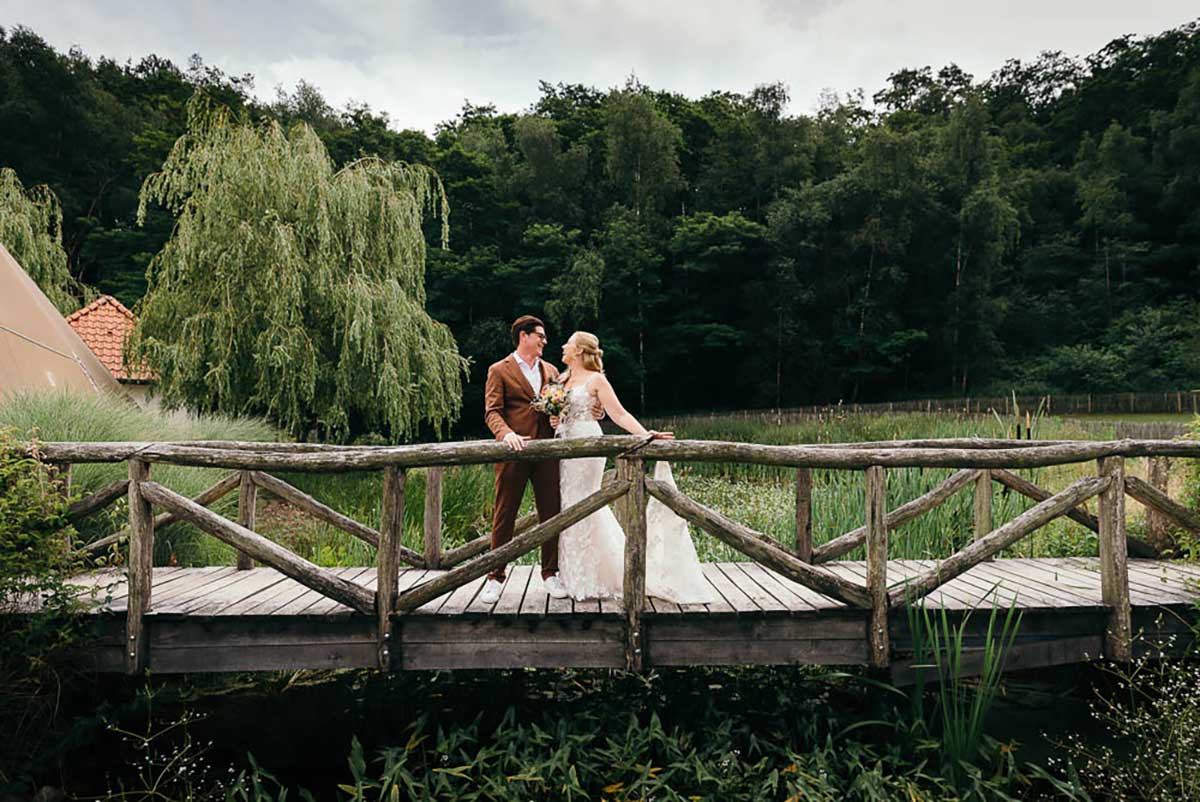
[648,430,674,440]
[549,415,561,428]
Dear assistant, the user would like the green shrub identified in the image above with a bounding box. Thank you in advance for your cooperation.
[0,389,277,565]
[0,427,86,791]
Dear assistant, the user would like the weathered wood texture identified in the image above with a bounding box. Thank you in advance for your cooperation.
[814,469,978,562]
[888,475,1111,606]
[125,460,153,674]
[35,437,1200,472]
[865,466,889,668]
[1098,457,1132,661]
[974,469,992,542]
[138,481,375,615]
[618,458,647,671]
[40,557,1200,673]
[990,468,1158,558]
[394,477,630,612]
[248,470,425,568]
[794,468,813,561]
[79,472,241,556]
[236,472,256,570]
[644,478,871,608]
[1146,456,1172,551]
[423,467,443,569]
[1124,475,1200,536]
[377,467,405,668]
[67,479,129,522]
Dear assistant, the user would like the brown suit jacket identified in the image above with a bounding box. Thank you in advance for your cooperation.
[485,355,559,441]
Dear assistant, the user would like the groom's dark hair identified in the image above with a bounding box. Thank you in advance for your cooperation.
[511,315,545,347]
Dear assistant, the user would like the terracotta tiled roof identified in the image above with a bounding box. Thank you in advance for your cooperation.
[66,295,156,382]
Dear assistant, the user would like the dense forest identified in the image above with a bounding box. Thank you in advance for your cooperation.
[3,21,1200,423]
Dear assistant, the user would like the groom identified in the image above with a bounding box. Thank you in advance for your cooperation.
[480,315,599,604]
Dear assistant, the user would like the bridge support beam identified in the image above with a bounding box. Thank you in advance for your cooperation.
[126,459,154,674]
[617,457,646,672]
[1098,456,1132,661]
[236,471,257,570]
[378,467,405,669]
[865,465,889,669]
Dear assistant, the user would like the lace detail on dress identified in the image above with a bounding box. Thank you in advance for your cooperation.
[555,375,718,604]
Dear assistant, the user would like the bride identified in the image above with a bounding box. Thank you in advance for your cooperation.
[552,331,717,604]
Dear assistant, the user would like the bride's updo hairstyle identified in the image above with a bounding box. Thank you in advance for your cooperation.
[573,331,605,373]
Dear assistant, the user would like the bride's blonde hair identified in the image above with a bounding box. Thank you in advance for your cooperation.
[571,331,604,373]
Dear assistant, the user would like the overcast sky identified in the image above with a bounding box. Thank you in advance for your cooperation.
[6,2,1198,132]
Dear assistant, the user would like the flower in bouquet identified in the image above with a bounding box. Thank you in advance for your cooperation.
[531,382,568,417]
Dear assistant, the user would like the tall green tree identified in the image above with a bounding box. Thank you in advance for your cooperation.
[603,77,683,222]
[0,168,89,313]
[130,95,466,441]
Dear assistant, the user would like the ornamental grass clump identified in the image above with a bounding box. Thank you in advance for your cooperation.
[130,92,467,443]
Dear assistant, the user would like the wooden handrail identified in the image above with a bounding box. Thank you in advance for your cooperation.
[394,476,632,612]
[991,468,1159,558]
[249,470,426,567]
[67,479,129,522]
[77,472,241,556]
[813,469,980,562]
[138,480,375,615]
[1124,475,1200,537]
[888,475,1112,606]
[644,477,872,608]
[33,437,1200,471]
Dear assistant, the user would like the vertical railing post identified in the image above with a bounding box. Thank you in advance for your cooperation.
[236,471,256,570]
[865,465,890,669]
[795,468,813,562]
[617,457,647,672]
[378,466,406,669]
[974,469,993,548]
[1147,456,1170,552]
[423,466,443,569]
[1098,456,1132,661]
[126,459,154,674]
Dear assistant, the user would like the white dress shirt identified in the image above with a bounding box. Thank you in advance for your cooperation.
[513,351,542,395]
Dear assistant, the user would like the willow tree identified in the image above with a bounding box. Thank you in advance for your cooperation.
[0,168,90,313]
[130,95,467,441]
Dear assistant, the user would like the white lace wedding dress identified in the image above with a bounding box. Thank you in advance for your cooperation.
[555,378,718,603]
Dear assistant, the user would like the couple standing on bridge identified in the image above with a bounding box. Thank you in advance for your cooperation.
[479,315,717,605]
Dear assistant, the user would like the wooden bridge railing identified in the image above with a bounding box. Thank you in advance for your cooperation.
[39,436,1200,674]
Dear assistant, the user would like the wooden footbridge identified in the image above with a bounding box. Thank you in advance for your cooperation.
[29,436,1200,676]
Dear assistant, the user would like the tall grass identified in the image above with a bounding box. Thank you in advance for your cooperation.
[907,597,1023,789]
[0,390,276,565]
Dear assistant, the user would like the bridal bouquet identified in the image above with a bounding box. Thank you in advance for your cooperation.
[531,382,568,417]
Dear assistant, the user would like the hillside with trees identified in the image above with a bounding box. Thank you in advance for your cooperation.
[3,21,1200,430]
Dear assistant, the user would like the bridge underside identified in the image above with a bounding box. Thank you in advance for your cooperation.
[64,558,1199,676]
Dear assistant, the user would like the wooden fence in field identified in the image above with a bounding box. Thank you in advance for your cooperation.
[660,390,1200,425]
[35,435,1200,674]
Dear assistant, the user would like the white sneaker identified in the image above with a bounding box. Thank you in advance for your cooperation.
[479,578,503,604]
[544,575,568,599]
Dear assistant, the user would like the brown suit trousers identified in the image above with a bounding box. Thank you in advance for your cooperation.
[485,355,560,580]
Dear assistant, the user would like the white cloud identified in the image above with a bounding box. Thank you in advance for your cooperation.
[5,1,1197,131]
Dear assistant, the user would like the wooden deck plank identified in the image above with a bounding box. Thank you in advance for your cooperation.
[223,573,315,616]
[546,589,573,616]
[519,572,549,617]
[305,568,376,616]
[961,562,1077,609]
[701,563,760,613]
[427,573,482,616]
[174,569,293,616]
[493,566,532,616]
[986,559,1104,606]
[161,568,282,616]
[1062,557,1195,602]
[731,563,805,613]
[269,568,360,616]
[1051,558,1192,606]
[147,567,239,611]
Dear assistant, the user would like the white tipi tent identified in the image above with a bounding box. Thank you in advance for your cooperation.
[0,242,125,397]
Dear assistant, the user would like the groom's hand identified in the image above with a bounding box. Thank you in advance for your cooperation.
[591,399,605,420]
[503,432,530,451]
